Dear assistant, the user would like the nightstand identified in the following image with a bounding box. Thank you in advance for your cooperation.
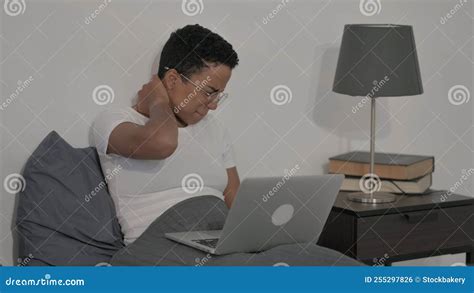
[317,190,474,266]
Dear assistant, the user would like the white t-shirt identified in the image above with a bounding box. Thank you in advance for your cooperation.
[91,106,235,245]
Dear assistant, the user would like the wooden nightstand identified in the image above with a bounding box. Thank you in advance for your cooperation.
[317,190,474,266]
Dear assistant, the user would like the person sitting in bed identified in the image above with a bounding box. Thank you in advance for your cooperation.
[92,24,240,245]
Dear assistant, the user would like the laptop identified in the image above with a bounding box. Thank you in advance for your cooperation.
[165,174,344,255]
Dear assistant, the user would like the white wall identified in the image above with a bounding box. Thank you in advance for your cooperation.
[1,0,472,266]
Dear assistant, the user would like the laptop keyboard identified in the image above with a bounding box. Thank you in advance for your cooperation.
[192,238,219,248]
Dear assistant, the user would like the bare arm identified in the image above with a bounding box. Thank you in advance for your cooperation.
[224,167,240,208]
[107,76,179,160]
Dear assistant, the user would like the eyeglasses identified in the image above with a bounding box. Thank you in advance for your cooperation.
[164,66,228,105]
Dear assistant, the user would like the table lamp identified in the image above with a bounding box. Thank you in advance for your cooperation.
[332,24,423,204]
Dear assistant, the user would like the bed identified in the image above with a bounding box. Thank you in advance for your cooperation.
[15,131,362,266]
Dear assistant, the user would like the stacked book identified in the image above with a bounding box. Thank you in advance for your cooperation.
[328,151,435,194]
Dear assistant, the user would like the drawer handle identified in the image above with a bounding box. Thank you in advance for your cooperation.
[403,211,438,223]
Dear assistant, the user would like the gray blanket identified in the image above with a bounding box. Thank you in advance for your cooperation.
[110,195,363,266]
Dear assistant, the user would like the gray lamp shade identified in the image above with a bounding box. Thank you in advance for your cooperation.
[333,24,423,97]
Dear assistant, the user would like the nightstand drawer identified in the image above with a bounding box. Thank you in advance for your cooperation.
[356,205,474,259]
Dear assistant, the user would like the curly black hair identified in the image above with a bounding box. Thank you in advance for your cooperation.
[157,24,239,79]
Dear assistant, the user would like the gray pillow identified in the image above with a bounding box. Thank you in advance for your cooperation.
[16,131,124,266]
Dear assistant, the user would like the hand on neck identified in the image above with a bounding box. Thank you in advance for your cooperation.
[132,103,187,128]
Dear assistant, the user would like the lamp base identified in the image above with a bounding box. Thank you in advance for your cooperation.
[347,191,396,204]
